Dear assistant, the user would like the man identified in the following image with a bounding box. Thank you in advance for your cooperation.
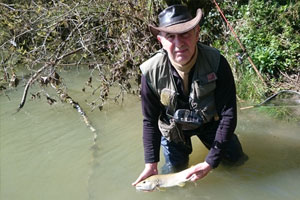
[132,4,246,186]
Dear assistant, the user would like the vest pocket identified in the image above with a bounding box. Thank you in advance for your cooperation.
[190,76,218,123]
[192,78,216,99]
[158,115,185,144]
[160,88,177,107]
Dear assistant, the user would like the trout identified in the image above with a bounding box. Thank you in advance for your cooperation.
[135,168,193,191]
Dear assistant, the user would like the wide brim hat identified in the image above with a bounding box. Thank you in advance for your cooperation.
[149,5,203,37]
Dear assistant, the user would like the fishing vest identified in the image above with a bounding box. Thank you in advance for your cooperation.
[140,43,220,142]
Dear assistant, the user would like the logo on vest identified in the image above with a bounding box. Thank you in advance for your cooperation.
[206,72,217,82]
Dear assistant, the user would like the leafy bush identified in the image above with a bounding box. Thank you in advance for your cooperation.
[201,0,299,101]
[239,0,299,76]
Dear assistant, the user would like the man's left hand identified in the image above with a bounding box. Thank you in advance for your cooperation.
[185,161,212,181]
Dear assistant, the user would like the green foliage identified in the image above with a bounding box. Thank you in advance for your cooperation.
[239,0,299,76]
[201,0,299,102]
[257,106,300,122]
[235,70,266,102]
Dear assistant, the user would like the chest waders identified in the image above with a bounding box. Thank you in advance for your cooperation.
[141,43,220,144]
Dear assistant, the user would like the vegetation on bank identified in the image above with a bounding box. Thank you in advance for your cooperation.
[0,0,299,120]
[202,0,299,102]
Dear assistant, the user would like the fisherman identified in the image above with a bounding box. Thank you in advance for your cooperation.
[132,4,247,186]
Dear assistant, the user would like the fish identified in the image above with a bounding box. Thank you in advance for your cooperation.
[135,168,193,191]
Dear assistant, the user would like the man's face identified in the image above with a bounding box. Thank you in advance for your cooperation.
[157,26,200,65]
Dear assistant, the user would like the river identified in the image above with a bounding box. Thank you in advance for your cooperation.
[1,68,299,200]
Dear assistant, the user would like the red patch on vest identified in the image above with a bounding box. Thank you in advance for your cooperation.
[207,72,217,82]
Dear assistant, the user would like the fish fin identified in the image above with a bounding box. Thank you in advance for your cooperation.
[157,187,166,192]
[177,182,186,187]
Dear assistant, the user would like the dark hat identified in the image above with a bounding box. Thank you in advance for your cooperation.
[149,5,203,37]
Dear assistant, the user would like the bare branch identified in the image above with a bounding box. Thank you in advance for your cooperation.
[17,64,49,111]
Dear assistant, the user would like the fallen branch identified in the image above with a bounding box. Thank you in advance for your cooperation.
[17,64,50,111]
[17,46,83,111]
[279,70,299,83]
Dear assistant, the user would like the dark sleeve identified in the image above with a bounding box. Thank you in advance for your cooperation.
[205,55,237,168]
[141,75,162,163]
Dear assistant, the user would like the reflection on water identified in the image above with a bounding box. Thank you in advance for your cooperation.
[1,69,299,200]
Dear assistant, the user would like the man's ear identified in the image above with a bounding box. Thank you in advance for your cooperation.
[195,25,200,36]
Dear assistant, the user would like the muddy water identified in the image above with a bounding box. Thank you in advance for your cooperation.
[1,69,299,200]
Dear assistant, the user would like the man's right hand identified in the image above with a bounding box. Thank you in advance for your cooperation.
[132,163,158,186]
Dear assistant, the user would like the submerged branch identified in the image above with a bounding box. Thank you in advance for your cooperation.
[51,83,97,135]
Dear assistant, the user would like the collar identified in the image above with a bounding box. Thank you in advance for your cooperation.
[169,47,198,95]
[169,46,198,77]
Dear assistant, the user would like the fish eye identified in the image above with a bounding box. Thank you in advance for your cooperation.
[142,181,146,183]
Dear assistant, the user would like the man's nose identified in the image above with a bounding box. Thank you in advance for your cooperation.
[174,35,184,47]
